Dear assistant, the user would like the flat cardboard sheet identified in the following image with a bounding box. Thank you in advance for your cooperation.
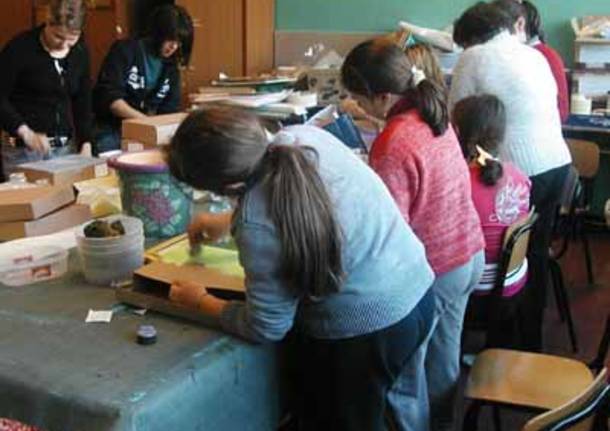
[17,155,108,186]
[0,185,75,222]
[122,113,188,148]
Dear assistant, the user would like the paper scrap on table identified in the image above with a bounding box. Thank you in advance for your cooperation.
[132,309,147,316]
[85,309,113,323]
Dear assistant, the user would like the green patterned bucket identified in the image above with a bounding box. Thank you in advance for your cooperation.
[109,151,193,238]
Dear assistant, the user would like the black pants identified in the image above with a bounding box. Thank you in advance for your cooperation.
[518,163,570,352]
[292,289,435,431]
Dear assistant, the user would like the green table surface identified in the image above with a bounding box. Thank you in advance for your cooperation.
[0,251,281,431]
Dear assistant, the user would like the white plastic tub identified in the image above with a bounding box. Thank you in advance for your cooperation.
[76,216,145,286]
[0,245,68,286]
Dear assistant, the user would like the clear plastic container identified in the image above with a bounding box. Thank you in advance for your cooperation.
[76,216,145,286]
[0,245,68,287]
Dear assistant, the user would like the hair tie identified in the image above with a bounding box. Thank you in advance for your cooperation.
[411,66,426,86]
[476,145,499,167]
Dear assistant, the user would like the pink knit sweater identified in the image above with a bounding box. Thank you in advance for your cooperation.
[370,105,485,275]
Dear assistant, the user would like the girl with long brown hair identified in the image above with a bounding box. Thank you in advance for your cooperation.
[342,39,485,431]
[165,107,435,431]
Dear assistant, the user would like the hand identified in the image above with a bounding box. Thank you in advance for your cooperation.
[187,212,233,248]
[169,280,207,309]
[80,142,92,157]
[170,280,227,317]
[17,125,50,156]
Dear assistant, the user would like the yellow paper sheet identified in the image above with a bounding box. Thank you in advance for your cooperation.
[157,240,244,279]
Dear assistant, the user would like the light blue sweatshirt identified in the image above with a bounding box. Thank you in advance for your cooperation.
[220,125,434,343]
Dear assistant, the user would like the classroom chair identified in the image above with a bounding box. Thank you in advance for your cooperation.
[462,314,610,431]
[463,211,538,350]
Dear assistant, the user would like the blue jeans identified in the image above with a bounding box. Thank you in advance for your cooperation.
[94,125,121,155]
[426,251,485,431]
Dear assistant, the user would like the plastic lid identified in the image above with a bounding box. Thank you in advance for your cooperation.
[108,150,168,174]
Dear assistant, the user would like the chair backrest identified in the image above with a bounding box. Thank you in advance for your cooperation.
[567,139,601,179]
[494,210,538,295]
[522,368,609,431]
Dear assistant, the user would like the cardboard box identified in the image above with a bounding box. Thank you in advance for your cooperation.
[0,185,75,223]
[17,155,109,186]
[0,204,91,241]
[122,113,188,149]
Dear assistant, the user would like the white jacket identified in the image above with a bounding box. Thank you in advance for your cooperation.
[449,31,571,177]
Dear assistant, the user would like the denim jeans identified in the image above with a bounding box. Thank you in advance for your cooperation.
[295,289,435,431]
[426,251,485,431]
[94,125,121,155]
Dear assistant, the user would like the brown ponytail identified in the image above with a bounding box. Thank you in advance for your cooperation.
[262,145,344,297]
[452,94,507,186]
[166,107,344,298]
[342,39,448,137]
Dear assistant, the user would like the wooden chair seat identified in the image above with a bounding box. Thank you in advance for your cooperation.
[466,349,594,410]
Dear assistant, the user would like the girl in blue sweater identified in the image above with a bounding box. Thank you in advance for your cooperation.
[165,107,436,430]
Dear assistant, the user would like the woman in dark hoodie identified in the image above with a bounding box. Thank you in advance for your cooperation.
[93,4,193,153]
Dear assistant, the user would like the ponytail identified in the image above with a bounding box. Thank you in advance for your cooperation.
[262,145,344,298]
[480,158,504,186]
[410,79,449,137]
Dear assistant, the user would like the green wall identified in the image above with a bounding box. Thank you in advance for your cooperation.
[276,0,610,65]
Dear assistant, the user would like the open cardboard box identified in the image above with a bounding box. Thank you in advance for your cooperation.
[0,185,75,223]
[17,155,109,186]
[0,204,91,241]
[116,260,245,325]
[122,113,188,150]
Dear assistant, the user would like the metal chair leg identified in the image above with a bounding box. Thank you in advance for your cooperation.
[492,405,503,431]
[462,401,482,431]
[582,230,595,287]
[556,261,579,353]
[549,259,566,323]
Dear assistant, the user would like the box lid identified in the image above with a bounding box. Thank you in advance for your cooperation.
[0,185,75,222]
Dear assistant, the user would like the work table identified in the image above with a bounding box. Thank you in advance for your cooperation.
[0,250,281,431]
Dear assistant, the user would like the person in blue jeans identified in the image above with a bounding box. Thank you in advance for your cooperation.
[165,107,436,430]
[93,4,193,154]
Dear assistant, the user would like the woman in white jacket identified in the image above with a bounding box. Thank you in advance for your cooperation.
[450,2,571,352]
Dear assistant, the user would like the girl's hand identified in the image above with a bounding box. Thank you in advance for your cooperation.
[187,212,233,248]
[169,280,226,317]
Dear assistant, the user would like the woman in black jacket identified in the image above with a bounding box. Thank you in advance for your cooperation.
[0,0,93,179]
[93,5,193,154]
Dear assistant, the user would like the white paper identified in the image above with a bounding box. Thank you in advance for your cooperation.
[85,309,113,323]
[132,309,147,316]
[218,90,292,108]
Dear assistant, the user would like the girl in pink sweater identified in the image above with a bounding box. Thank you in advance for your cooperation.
[342,39,485,431]
[453,94,531,347]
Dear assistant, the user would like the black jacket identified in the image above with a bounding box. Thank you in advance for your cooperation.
[0,26,93,144]
[93,39,181,129]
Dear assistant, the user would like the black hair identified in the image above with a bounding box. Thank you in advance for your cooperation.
[492,0,526,27]
[146,5,194,66]
[341,39,448,137]
[166,107,344,299]
[48,0,87,31]
[522,0,546,42]
[453,2,514,48]
[452,94,506,186]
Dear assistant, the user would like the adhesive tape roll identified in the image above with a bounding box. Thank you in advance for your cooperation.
[287,92,318,107]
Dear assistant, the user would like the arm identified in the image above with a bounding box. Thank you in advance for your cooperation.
[71,42,94,147]
[220,223,299,343]
[0,38,27,135]
[94,41,144,120]
[110,99,147,120]
[370,152,420,224]
[156,66,181,114]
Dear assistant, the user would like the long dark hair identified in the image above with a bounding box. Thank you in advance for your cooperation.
[492,0,526,27]
[341,39,448,137]
[522,0,546,42]
[48,0,87,31]
[146,5,194,66]
[452,94,506,186]
[453,2,513,48]
[166,108,344,298]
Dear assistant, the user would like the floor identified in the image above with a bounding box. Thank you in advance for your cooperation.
[462,228,610,430]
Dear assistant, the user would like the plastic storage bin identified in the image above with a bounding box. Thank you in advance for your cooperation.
[76,215,144,286]
[108,151,193,238]
[0,245,68,286]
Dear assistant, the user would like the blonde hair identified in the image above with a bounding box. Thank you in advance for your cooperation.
[48,0,87,32]
[404,43,447,92]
